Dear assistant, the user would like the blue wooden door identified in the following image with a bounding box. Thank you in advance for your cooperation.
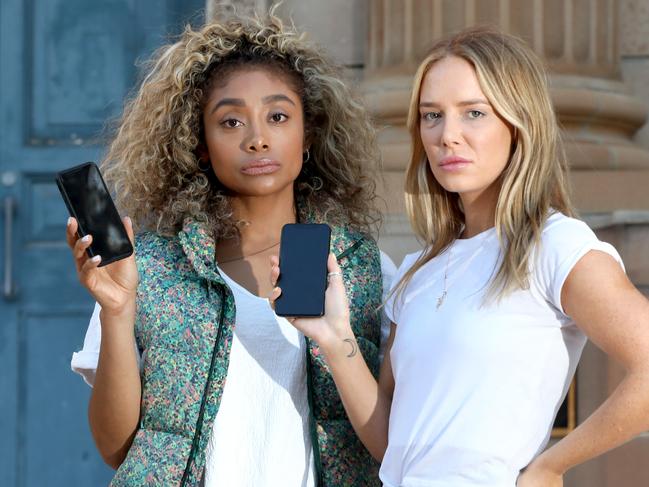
[0,1,203,485]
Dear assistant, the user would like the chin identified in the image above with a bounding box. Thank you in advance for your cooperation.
[240,180,295,197]
[433,177,470,194]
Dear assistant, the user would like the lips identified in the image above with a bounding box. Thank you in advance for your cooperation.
[439,156,470,166]
[241,159,281,175]
[438,155,471,171]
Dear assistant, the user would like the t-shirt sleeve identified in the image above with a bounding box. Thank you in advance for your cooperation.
[535,215,625,316]
[70,302,142,387]
[379,250,398,362]
[70,302,102,387]
[383,250,422,325]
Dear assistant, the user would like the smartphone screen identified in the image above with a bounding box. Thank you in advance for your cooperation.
[275,223,331,317]
[56,162,133,266]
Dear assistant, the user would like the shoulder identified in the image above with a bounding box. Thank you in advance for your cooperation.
[135,231,174,251]
[334,226,380,262]
[385,247,427,297]
[536,212,621,266]
[134,231,186,274]
[397,248,427,275]
[540,212,597,246]
[532,212,624,310]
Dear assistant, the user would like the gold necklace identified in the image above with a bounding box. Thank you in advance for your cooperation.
[437,248,452,309]
[436,235,491,310]
[218,241,280,264]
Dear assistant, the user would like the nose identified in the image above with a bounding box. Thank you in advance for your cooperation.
[440,117,462,148]
[243,123,270,153]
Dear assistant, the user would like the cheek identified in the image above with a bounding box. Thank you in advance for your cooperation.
[491,131,513,170]
[284,127,306,168]
[475,126,511,171]
[420,127,441,158]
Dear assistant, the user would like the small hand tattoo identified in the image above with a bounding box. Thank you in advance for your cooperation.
[343,338,358,358]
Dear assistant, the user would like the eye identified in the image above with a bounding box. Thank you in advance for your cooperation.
[270,112,288,123]
[421,112,441,122]
[467,110,485,119]
[221,118,243,129]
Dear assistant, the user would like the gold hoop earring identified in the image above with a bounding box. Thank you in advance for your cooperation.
[303,149,310,164]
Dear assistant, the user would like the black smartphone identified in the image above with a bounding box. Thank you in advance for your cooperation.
[56,162,133,266]
[275,223,331,317]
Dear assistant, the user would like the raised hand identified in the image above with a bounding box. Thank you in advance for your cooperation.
[66,216,139,315]
[269,253,354,354]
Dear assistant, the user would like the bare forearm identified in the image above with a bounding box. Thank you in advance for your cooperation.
[89,307,141,469]
[538,371,649,474]
[322,338,391,461]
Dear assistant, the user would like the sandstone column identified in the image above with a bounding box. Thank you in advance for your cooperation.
[364,0,649,261]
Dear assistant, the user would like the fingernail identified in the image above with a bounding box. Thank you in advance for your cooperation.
[67,217,73,226]
[81,235,91,242]
[91,255,101,263]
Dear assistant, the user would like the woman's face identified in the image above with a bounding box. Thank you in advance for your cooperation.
[202,67,305,198]
[418,56,513,202]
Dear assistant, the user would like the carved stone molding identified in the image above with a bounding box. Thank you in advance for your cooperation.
[364,0,649,216]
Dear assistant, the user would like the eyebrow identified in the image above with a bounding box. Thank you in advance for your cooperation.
[262,94,296,106]
[210,93,296,114]
[419,98,490,108]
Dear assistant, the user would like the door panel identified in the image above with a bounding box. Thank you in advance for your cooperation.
[0,1,204,485]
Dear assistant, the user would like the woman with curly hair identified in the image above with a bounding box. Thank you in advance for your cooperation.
[68,10,393,487]
[272,27,649,487]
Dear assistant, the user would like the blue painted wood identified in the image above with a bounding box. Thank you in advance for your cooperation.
[0,1,204,485]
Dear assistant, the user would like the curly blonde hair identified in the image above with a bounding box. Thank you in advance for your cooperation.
[102,11,380,239]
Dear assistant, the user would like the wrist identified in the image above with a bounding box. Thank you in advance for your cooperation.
[530,449,567,476]
[319,323,357,361]
[99,303,136,329]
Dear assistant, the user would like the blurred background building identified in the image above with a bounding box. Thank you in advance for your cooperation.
[0,0,646,485]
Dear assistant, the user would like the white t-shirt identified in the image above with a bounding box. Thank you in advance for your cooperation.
[71,252,396,486]
[381,213,623,487]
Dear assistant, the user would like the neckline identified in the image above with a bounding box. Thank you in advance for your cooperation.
[452,226,496,249]
[216,265,269,302]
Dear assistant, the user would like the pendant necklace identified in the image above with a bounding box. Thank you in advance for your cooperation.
[436,248,452,309]
[435,234,490,310]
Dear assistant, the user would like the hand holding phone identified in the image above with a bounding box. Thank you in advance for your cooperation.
[57,162,133,266]
[60,162,139,313]
[270,249,354,353]
[274,223,331,317]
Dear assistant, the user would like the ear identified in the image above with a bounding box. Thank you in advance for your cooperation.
[302,124,313,153]
[196,143,210,163]
[302,138,312,155]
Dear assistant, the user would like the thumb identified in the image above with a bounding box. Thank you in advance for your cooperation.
[123,216,135,247]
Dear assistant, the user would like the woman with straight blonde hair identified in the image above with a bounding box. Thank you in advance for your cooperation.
[272,27,649,486]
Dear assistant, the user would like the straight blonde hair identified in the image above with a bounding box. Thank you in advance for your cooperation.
[392,27,574,306]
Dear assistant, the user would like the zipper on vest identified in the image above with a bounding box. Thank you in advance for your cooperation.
[305,336,324,487]
[303,236,364,486]
[181,282,227,486]
[336,237,363,262]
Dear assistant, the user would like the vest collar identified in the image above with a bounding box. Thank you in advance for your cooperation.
[178,202,363,281]
[177,218,225,285]
[296,199,363,259]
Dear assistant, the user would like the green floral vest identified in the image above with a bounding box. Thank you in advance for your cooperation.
[109,215,383,486]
